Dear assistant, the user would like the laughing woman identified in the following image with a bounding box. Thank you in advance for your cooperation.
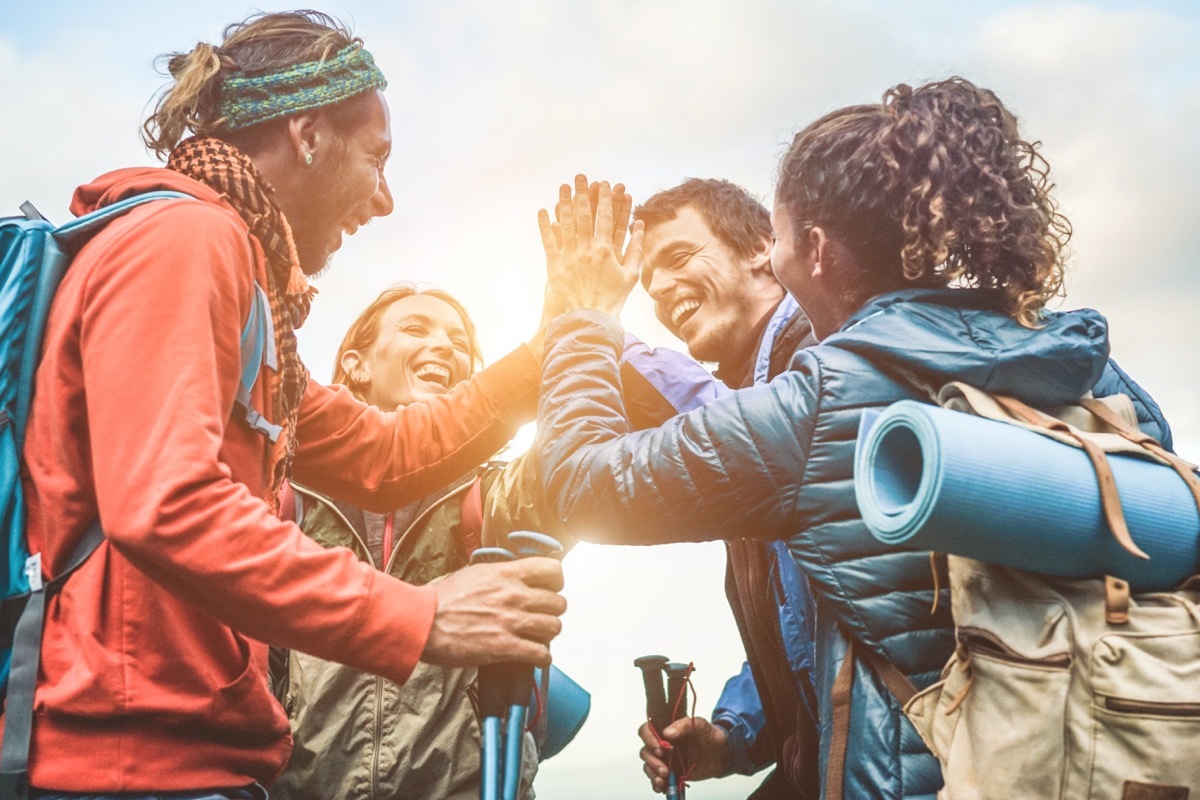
[271,284,548,800]
[271,280,715,798]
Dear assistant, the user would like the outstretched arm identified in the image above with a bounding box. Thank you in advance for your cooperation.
[533,179,821,545]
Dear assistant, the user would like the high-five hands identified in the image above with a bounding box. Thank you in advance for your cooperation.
[538,173,643,318]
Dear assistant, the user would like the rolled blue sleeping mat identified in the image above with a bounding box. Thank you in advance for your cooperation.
[854,401,1200,591]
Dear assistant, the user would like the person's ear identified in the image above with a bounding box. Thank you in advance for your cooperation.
[807,226,830,279]
[285,110,323,168]
[747,232,774,276]
[340,350,371,389]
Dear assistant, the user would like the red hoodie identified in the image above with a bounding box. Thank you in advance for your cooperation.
[19,168,540,791]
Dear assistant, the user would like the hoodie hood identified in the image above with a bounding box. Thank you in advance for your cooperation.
[70,166,225,217]
[820,288,1110,407]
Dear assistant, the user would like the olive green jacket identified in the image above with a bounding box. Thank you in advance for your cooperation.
[271,455,560,800]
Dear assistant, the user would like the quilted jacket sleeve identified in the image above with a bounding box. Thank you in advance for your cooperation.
[480,335,725,550]
[536,310,820,545]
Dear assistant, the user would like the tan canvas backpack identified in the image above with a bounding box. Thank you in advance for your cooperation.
[897,384,1200,800]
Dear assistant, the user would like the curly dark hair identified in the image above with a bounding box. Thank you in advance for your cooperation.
[776,77,1071,327]
[633,178,772,262]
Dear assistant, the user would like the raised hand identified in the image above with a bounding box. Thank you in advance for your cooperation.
[537,173,643,319]
[420,557,566,668]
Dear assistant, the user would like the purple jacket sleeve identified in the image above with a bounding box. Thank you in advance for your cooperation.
[619,334,731,430]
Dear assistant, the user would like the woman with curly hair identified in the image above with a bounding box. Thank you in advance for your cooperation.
[534,78,1172,799]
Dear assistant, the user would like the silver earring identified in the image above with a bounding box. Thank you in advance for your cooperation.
[304,153,313,166]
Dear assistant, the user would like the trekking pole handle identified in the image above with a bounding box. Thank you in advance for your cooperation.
[507,530,564,559]
[663,662,692,721]
[470,546,517,565]
[633,654,671,734]
[663,662,693,799]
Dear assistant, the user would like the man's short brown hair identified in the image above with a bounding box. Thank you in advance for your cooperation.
[633,178,771,260]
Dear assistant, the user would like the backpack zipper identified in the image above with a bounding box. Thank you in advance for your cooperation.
[1103,696,1200,717]
[957,628,1071,669]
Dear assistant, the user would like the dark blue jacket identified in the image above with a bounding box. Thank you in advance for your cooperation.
[622,297,822,796]
[537,288,1170,799]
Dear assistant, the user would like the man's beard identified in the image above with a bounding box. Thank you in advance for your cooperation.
[305,253,336,279]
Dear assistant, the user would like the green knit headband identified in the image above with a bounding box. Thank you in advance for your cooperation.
[218,44,386,131]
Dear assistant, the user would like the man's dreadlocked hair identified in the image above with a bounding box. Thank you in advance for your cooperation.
[142,9,367,159]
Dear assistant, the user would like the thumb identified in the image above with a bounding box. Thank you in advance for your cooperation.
[662,716,703,742]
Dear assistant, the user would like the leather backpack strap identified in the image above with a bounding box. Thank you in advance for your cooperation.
[1081,398,1200,517]
[992,394,1150,560]
[825,636,920,800]
[824,639,856,800]
[854,641,919,706]
[724,541,820,796]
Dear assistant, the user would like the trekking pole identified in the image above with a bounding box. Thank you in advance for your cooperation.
[633,654,671,736]
[469,546,518,800]
[663,661,694,800]
[634,654,676,798]
[502,532,564,800]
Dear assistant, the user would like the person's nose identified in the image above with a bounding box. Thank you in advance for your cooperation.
[371,173,394,218]
[427,329,453,356]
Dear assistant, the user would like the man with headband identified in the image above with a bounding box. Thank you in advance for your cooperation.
[16,11,571,798]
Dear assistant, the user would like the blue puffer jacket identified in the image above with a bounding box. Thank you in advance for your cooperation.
[537,288,1170,800]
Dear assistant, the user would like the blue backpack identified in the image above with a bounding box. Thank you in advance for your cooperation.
[0,191,276,796]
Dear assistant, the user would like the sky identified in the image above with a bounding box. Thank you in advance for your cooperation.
[3,1,1199,797]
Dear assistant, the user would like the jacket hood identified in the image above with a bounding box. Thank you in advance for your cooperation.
[70,167,224,217]
[820,288,1110,406]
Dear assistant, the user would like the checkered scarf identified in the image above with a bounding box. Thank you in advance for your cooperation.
[167,136,315,508]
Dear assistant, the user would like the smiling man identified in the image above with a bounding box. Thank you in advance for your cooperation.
[15,11,571,799]
[638,180,792,386]
[632,178,821,799]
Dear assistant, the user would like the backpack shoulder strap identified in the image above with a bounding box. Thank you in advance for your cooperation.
[0,520,104,799]
[459,475,484,555]
[51,191,195,246]
[825,637,919,800]
[15,192,195,453]
[0,191,279,794]
[235,281,281,443]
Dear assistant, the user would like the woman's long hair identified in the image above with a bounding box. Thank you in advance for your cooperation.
[777,77,1071,327]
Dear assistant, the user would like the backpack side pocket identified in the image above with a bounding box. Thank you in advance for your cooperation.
[1077,618,1200,799]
